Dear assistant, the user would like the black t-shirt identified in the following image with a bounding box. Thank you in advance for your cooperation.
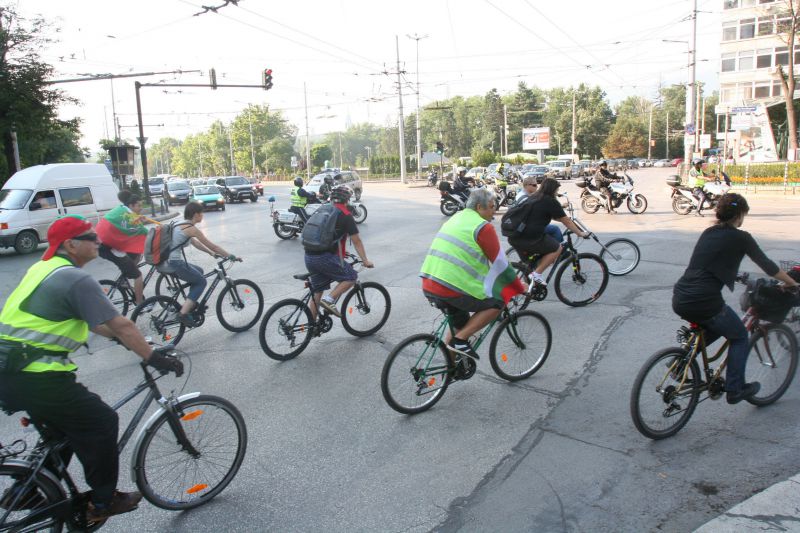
[521,195,566,240]
[306,207,358,255]
[672,225,779,321]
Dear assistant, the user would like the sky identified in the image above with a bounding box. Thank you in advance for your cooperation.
[16,0,722,150]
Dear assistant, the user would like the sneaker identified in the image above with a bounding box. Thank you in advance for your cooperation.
[0,482,44,510]
[726,382,761,404]
[531,274,546,286]
[448,338,480,360]
[86,490,142,521]
[178,313,199,327]
[319,298,341,318]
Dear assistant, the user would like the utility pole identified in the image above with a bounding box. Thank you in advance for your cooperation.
[408,33,428,181]
[570,90,577,157]
[10,129,20,172]
[110,79,120,141]
[134,82,154,215]
[304,82,311,181]
[647,106,653,160]
[248,108,256,178]
[395,35,407,184]
[338,132,344,169]
[503,104,509,157]
[683,0,698,166]
[665,110,670,159]
[227,126,236,175]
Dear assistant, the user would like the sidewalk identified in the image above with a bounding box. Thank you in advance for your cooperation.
[694,472,800,532]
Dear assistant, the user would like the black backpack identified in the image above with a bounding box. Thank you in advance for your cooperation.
[500,196,537,237]
[302,204,341,252]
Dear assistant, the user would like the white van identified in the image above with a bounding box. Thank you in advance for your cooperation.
[0,163,120,254]
[557,154,579,165]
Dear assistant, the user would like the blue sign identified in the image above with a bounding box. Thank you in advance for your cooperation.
[731,106,757,114]
[686,124,695,135]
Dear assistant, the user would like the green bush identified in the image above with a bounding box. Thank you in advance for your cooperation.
[709,162,800,179]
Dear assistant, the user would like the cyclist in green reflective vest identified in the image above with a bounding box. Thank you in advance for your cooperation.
[421,188,527,361]
[0,215,183,522]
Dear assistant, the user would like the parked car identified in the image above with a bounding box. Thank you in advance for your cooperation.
[206,178,219,186]
[524,165,551,183]
[190,185,225,211]
[163,179,192,206]
[547,160,570,179]
[652,159,670,167]
[214,176,258,203]
[248,178,264,196]
[570,163,587,179]
[670,158,684,167]
[147,176,165,196]
[305,169,363,201]
[189,178,206,187]
[465,167,486,180]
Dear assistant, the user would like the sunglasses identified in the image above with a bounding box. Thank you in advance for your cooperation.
[70,232,98,243]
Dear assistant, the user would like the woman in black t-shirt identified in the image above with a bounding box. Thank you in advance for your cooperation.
[672,193,798,404]
[508,178,588,285]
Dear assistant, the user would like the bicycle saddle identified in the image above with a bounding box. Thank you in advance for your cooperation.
[293,273,311,281]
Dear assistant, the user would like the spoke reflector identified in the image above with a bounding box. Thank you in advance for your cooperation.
[501,353,508,362]
[428,377,436,386]
[186,484,209,494]
[349,307,354,314]
[244,289,251,294]
[181,409,204,421]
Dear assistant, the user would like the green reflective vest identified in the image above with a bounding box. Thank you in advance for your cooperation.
[687,168,705,188]
[420,209,490,300]
[0,256,87,372]
[290,187,307,208]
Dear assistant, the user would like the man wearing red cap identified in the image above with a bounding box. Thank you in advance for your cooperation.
[0,215,184,522]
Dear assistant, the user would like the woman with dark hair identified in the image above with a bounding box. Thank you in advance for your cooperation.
[508,177,588,285]
[672,193,798,404]
[165,201,238,326]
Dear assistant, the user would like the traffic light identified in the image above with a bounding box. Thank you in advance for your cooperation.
[262,68,273,90]
[436,141,444,154]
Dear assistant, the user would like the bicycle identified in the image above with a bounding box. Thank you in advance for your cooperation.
[258,253,391,361]
[99,261,165,317]
[780,260,800,337]
[0,346,247,532]
[380,298,552,414]
[130,256,264,346]
[630,274,799,440]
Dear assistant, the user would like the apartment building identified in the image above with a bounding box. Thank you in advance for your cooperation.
[717,0,796,161]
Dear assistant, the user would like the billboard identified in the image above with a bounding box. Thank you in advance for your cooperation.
[522,127,550,150]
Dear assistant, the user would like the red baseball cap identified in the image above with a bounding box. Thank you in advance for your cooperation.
[42,215,93,261]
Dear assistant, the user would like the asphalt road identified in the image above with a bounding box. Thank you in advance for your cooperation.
[1,168,799,532]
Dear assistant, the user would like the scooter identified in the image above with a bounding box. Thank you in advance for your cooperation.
[269,196,368,240]
[578,172,648,214]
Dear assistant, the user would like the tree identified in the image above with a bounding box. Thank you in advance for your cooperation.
[603,116,648,157]
[310,144,333,168]
[0,5,82,181]
[772,0,800,158]
[542,85,613,158]
[263,138,294,172]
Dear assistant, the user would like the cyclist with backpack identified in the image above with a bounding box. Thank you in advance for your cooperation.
[302,185,373,318]
[164,202,237,327]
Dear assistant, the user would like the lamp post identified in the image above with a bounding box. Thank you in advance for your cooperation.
[664,33,696,168]
[364,146,371,177]
[407,33,429,182]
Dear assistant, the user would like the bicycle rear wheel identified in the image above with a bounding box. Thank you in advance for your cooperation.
[489,310,552,381]
[340,282,391,337]
[216,279,264,332]
[134,395,247,511]
[154,273,186,299]
[630,348,701,440]
[99,279,131,316]
[746,323,799,406]
[381,333,453,414]
[554,253,608,307]
[131,296,186,346]
[0,462,65,532]
[258,298,314,360]
[599,238,640,276]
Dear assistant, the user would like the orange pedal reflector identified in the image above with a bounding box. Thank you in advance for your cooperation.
[428,378,436,386]
[501,353,508,362]
[181,409,204,422]
[186,484,208,494]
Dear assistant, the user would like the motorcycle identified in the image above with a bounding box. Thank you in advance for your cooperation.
[667,175,730,216]
[577,171,648,214]
[427,169,439,187]
[487,172,518,209]
[437,181,469,216]
[269,196,368,240]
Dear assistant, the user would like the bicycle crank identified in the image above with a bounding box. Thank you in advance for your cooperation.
[454,357,477,380]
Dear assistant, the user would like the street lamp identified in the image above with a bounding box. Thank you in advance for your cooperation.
[407,33,429,181]
[663,38,696,166]
[364,146,371,177]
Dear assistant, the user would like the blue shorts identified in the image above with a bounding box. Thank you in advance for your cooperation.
[304,253,357,292]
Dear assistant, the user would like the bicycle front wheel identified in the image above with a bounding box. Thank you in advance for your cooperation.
[554,253,609,307]
[599,238,640,276]
[99,279,131,316]
[258,298,314,360]
[134,395,247,511]
[0,462,65,532]
[131,296,186,346]
[216,279,264,332]
[746,323,799,406]
[381,333,453,414]
[630,348,701,440]
[340,282,391,337]
[489,310,552,381]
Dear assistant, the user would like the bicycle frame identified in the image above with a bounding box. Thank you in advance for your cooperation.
[164,260,238,311]
[563,194,625,262]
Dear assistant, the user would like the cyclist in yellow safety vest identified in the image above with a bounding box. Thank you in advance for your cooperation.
[0,215,183,523]
[688,159,711,216]
[420,188,527,363]
[290,176,320,223]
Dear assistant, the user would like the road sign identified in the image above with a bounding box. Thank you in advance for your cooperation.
[685,124,695,135]
[731,106,757,114]
[699,134,712,150]
[291,156,298,168]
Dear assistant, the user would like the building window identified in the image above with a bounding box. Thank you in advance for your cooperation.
[738,82,754,100]
[721,84,736,103]
[740,18,756,39]
[724,0,738,6]
[776,17,791,33]
[773,80,783,96]
[757,16,774,36]
[757,48,773,68]
[754,82,771,98]
[776,46,789,65]
[742,0,756,5]
[721,52,736,72]
[739,50,755,70]
[723,21,738,41]
[759,0,775,3]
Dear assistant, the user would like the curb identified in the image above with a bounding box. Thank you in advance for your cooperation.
[147,211,179,223]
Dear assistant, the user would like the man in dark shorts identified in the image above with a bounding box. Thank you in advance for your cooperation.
[304,185,373,318]
[508,178,588,285]
[420,188,527,361]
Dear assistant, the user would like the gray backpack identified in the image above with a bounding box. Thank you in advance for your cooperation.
[301,204,341,252]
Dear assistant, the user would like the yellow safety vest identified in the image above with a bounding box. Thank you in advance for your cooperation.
[290,187,308,208]
[0,256,87,372]
[420,209,490,300]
